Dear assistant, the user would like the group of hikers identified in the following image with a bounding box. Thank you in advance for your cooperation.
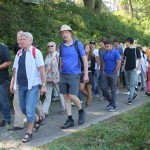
[0,24,150,143]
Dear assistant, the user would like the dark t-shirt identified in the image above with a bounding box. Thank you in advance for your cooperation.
[124,47,141,71]
[13,43,20,55]
[17,50,28,86]
[0,44,11,83]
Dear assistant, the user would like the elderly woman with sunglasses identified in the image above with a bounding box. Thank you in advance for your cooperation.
[42,42,65,116]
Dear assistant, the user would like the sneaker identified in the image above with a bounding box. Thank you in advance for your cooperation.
[133,93,138,100]
[145,92,150,96]
[135,87,138,91]
[0,120,11,127]
[71,102,75,106]
[58,110,65,115]
[99,97,106,101]
[78,109,85,125]
[128,99,132,105]
[61,119,74,129]
[94,94,100,98]
[52,96,60,102]
[116,89,119,94]
[8,126,24,131]
[108,106,116,112]
[106,103,112,110]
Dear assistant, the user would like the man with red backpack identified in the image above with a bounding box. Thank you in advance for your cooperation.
[10,32,46,143]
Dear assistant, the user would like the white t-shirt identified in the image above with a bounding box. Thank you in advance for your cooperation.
[93,49,99,69]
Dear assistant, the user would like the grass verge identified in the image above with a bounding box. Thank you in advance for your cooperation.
[38,102,150,150]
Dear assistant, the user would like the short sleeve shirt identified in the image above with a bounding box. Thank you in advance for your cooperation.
[103,49,121,74]
[0,44,11,83]
[113,46,123,58]
[124,47,141,71]
[60,40,85,74]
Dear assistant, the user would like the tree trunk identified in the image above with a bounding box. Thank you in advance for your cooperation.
[128,0,133,18]
[94,0,102,13]
[83,0,95,11]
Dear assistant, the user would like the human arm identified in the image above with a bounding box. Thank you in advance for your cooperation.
[38,66,46,95]
[10,68,15,93]
[82,56,89,83]
[113,60,121,74]
[0,61,11,69]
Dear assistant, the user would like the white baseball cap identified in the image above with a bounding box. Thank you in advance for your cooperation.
[59,24,73,34]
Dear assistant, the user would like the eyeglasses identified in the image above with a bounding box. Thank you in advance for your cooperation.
[48,45,54,48]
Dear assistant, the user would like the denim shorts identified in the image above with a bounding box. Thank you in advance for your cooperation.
[18,85,39,123]
[60,74,80,95]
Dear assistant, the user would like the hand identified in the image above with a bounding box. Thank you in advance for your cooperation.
[40,86,46,95]
[10,84,14,94]
[83,74,89,84]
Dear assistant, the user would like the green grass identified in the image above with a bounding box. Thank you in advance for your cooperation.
[38,102,150,150]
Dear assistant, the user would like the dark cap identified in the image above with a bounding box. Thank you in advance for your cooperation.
[89,41,96,44]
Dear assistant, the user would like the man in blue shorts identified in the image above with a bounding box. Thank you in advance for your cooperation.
[59,25,89,129]
[101,40,121,112]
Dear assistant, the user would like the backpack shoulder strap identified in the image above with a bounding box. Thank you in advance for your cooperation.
[32,47,36,59]
[17,49,22,56]
[74,40,82,61]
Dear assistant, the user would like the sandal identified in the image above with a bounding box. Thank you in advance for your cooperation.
[33,116,43,132]
[22,133,32,143]
[85,101,91,108]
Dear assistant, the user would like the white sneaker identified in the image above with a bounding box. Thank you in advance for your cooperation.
[52,96,60,102]
[99,97,106,101]
[94,94,100,98]
[116,89,119,94]
[71,102,75,106]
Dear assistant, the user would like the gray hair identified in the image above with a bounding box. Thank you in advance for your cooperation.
[21,32,33,43]
[17,31,24,39]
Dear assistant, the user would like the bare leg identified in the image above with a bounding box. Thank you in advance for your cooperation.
[69,94,82,110]
[64,94,72,116]
[80,83,88,98]
[87,84,92,105]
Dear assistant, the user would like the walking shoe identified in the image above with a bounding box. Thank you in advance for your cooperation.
[58,110,65,115]
[8,126,24,131]
[108,106,116,112]
[78,109,85,125]
[128,99,132,105]
[133,93,138,100]
[94,94,100,98]
[0,120,11,127]
[145,92,150,96]
[61,119,74,129]
[52,96,60,102]
[116,89,119,94]
[99,97,106,101]
[71,102,75,106]
[106,103,112,110]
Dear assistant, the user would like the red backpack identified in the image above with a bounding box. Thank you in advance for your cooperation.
[17,47,36,58]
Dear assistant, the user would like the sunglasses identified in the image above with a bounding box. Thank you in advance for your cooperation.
[48,45,54,48]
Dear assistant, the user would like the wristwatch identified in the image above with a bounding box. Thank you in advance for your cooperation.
[41,83,46,87]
